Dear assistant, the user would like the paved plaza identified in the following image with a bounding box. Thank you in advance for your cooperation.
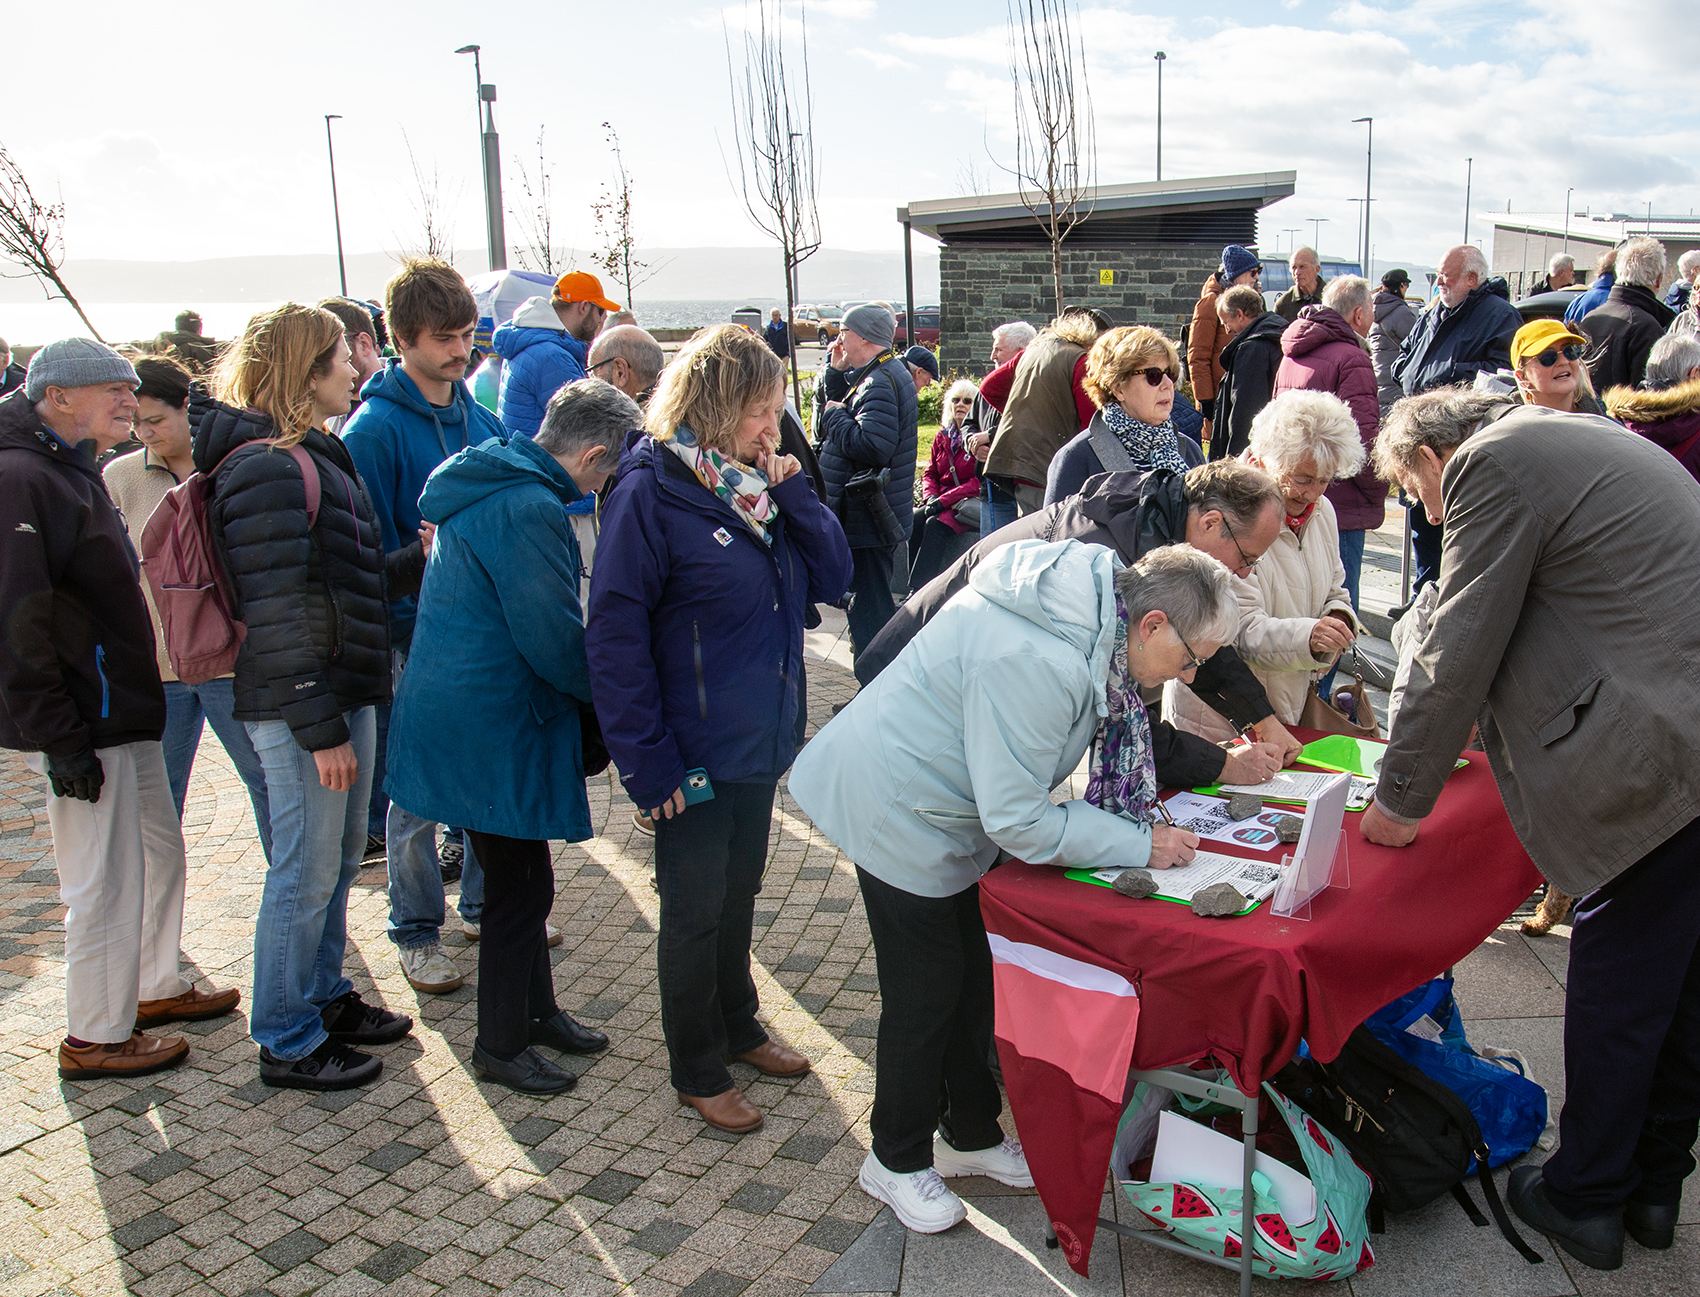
[1,522,1696,1297]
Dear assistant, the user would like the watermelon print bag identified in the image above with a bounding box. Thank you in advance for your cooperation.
[1119,1084,1376,1281]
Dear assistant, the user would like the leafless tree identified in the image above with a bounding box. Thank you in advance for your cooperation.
[591,122,666,309]
[511,126,570,276]
[725,0,822,416]
[999,0,1097,315]
[400,130,456,261]
[0,141,102,340]
[956,154,993,198]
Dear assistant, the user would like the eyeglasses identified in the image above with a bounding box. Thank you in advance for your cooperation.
[1219,514,1259,575]
[1171,622,1210,671]
[587,356,621,374]
[1137,366,1180,387]
[1527,344,1583,368]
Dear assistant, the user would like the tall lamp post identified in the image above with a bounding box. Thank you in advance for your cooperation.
[1563,186,1573,255]
[455,44,508,271]
[1352,116,1372,275]
[1282,227,1300,257]
[1153,52,1166,182]
[1463,157,1473,244]
[1308,216,1328,252]
[323,114,347,296]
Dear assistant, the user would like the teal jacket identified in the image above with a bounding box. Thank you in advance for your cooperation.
[787,538,1152,898]
[385,435,593,841]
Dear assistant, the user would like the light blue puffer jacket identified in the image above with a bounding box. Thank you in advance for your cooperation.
[787,538,1152,897]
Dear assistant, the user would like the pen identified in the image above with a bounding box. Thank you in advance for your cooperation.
[1153,797,1177,827]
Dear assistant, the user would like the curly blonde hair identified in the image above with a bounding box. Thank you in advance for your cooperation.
[213,304,345,448]
[1083,326,1180,408]
[646,323,785,455]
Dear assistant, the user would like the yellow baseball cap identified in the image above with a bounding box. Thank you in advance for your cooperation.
[1511,318,1587,367]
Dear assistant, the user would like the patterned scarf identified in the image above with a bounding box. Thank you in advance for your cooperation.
[1084,598,1161,824]
[1284,501,1317,534]
[1102,401,1188,474]
[663,421,780,545]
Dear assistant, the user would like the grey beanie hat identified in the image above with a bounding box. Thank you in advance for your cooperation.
[24,337,140,402]
[842,303,896,350]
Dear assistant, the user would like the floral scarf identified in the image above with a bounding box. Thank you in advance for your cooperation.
[663,421,780,545]
[1102,400,1188,474]
[1084,597,1162,824]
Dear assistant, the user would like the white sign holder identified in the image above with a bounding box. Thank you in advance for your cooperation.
[1271,772,1352,921]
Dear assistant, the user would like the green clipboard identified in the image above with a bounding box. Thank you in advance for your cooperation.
[1063,867,1264,916]
[1297,734,1388,777]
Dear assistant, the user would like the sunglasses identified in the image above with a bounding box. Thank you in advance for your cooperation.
[1528,344,1582,368]
[1136,366,1179,387]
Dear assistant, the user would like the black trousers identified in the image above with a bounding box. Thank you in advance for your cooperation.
[1542,813,1700,1214]
[908,516,978,593]
[465,830,559,1058]
[846,545,899,662]
[1408,500,1443,594]
[655,780,775,1096]
[857,866,1005,1173]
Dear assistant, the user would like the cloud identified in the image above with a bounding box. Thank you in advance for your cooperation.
[849,47,918,72]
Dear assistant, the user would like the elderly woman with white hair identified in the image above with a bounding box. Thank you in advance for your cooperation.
[1166,389,1364,738]
[909,378,984,587]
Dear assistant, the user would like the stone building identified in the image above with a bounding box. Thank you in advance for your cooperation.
[901,172,1296,375]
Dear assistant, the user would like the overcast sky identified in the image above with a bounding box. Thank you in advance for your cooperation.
[3,0,1695,274]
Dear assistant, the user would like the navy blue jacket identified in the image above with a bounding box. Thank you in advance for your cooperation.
[816,351,918,548]
[1395,278,1523,396]
[1043,420,1203,505]
[587,436,853,810]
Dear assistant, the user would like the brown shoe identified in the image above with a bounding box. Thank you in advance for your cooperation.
[136,984,241,1028]
[678,1086,764,1134]
[733,1040,811,1078]
[59,1030,189,1081]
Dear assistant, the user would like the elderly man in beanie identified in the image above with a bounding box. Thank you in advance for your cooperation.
[815,304,918,659]
[903,344,940,396]
[1189,245,1262,446]
[0,339,239,1082]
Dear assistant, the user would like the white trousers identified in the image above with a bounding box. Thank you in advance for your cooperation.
[26,740,190,1043]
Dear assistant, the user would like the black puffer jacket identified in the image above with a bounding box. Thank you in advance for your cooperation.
[1210,310,1286,461]
[190,395,422,752]
[816,351,918,548]
[1581,281,1676,393]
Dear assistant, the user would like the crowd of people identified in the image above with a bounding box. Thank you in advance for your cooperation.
[4,229,1700,1272]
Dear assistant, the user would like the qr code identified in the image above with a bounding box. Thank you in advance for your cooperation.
[1177,809,1230,834]
[1239,863,1280,885]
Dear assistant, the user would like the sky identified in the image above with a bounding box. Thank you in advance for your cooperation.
[2,0,1697,286]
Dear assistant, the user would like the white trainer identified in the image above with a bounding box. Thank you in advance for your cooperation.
[399,942,464,993]
[858,1152,968,1233]
[932,1133,1034,1188]
[462,921,562,947]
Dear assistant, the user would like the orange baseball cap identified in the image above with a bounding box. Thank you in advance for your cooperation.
[552,270,622,312]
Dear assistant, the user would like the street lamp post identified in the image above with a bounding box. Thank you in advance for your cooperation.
[323,114,347,297]
[1563,186,1573,254]
[455,44,507,271]
[1308,216,1328,252]
[1282,227,1300,257]
[1463,157,1473,244]
[1352,116,1372,275]
[1153,52,1166,182]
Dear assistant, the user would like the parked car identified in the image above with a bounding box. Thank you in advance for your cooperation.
[730,306,765,332]
[1515,285,1588,323]
[893,307,940,346]
[790,306,838,343]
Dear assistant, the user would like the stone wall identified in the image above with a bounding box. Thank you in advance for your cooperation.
[937,244,1221,376]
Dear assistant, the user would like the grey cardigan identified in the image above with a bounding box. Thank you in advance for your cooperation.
[1377,406,1700,893]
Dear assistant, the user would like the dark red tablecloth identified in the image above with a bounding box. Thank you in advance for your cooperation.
[980,740,1544,1274]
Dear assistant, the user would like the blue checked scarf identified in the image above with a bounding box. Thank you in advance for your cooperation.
[1103,401,1188,474]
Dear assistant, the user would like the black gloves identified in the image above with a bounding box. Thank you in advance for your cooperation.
[1198,397,1215,421]
[48,745,104,803]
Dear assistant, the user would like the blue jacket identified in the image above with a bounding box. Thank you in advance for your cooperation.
[587,435,853,811]
[1667,279,1693,313]
[341,360,505,649]
[384,436,594,841]
[816,351,919,548]
[1565,272,1614,325]
[1395,278,1523,396]
[788,538,1151,898]
[492,296,588,438]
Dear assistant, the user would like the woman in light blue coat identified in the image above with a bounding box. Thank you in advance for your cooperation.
[788,539,1237,1233]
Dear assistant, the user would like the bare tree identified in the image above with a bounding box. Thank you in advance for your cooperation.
[0,141,102,340]
[400,130,456,261]
[956,154,993,198]
[511,126,570,276]
[725,0,822,416]
[590,122,665,308]
[999,0,1097,315]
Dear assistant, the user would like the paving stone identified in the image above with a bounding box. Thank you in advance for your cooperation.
[807,1207,904,1293]
[778,955,821,975]
[680,1270,750,1297]
[630,1219,696,1257]
[581,1168,645,1204]
[507,1116,561,1147]
[114,1085,175,1116]
[255,1227,328,1271]
[133,1149,197,1184]
[792,994,830,1014]
[799,1217,865,1254]
[577,998,626,1021]
[753,911,779,927]
[358,1242,430,1283]
[729,1182,788,1215]
[779,1133,836,1166]
[114,1211,181,1252]
[360,1142,425,1173]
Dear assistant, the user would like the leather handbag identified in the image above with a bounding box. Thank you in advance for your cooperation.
[1299,651,1382,740]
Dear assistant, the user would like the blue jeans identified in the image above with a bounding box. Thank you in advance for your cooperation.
[980,478,1020,537]
[246,708,375,1061]
[1319,528,1368,700]
[386,801,484,945]
[161,678,273,863]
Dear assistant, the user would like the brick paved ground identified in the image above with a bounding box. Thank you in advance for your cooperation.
[0,529,1695,1296]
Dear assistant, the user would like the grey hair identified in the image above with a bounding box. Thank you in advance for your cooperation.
[1679,249,1700,281]
[1322,275,1372,319]
[1373,387,1512,480]
[535,378,642,460]
[1619,236,1668,291]
[1248,390,1366,480]
[1114,544,1238,648]
[1452,245,1489,282]
[941,378,978,423]
[1549,253,1575,276]
[1181,459,1283,531]
[588,324,665,390]
[1644,334,1700,390]
[1290,245,1319,266]
[993,320,1038,350]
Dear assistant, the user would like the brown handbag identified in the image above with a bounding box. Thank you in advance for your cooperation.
[1299,653,1382,739]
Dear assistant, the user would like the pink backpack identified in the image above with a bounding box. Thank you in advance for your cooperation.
[141,444,320,683]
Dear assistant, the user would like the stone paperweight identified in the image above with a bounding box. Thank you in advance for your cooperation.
[1226,793,1263,821]
[1112,868,1159,899]
[1191,882,1249,917]
[1276,814,1305,844]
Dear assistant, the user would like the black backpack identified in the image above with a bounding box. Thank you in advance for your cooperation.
[1273,1026,1542,1264]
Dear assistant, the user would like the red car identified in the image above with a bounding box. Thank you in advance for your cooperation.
[892,307,940,347]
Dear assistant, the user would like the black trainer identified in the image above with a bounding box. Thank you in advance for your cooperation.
[260,1039,381,1091]
[362,833,386,863]
[530,1010,609,1054]
[321,991,413,1046]
[471,1043,577,1094]
[1625,1200,1677,1250]
[440,835,464,883]
[1509,1165,1624,1270]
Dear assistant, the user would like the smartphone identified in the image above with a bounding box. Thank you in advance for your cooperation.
[681,768,716,806]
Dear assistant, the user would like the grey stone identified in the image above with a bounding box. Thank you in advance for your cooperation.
[113,1085,173,1116]
[630,1218,695,1257]
[131,1149,194,1185]
[576,996,626,1020]
[358,1242,428,1282]
[681,1271,749,1297]
[508,1116,561,1147]
[1276,815,1305,844]
[0,1255,28,1283]
[898,1192,1121,1296]
[360,1141,424,1173]
[808,1207,905,1293]
[801,1216,867,1254]
[581,1168,644,1204]
[779,1132,836,1164]
[1347,1188,1568,1297]
[1113,869,1159,899]
[794,993,830,1013]
[255,1227,327,1270]
[1191,882,1248,917]
[1225,794,1262,822]
[779,953,822,974]
[113,1211,179,1252]
[728,1181,787,1215]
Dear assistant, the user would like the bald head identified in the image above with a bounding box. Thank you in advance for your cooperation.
[587,325,665,401]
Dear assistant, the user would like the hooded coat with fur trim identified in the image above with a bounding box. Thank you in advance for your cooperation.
[1607,377,1700,485]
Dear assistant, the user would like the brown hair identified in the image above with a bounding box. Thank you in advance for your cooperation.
[1083,326,1180,407]
[317,297,378,346]
[213,304,345,448]
[645,324,784,455]
[134,354,194,409]
[1217,285,1265,320]
[385,257,476,349]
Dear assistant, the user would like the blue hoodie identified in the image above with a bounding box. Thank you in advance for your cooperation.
[384,435,594,841]
[341,360,505,648]
[492,296,589,438]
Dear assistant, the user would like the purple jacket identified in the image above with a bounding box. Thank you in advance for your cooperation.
[1273,306,1386,531]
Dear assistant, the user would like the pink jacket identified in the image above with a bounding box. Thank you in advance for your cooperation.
[923,424,982,534]
[1273,306,1386,531]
